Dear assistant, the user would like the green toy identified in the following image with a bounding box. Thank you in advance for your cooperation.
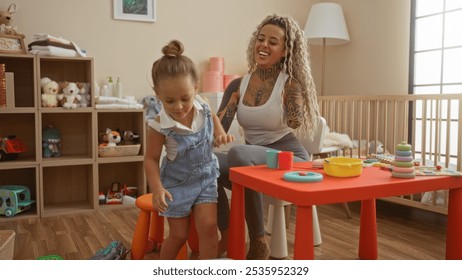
[42,125,61,158]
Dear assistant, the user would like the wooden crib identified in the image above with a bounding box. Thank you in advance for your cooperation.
[317,94,462,214]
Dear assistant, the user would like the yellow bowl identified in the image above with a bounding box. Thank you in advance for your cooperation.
[324,157,363,177]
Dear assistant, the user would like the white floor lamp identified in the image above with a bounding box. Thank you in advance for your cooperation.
[304,3,350,96]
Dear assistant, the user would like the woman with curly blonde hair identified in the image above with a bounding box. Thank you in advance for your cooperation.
[215,14,320,259]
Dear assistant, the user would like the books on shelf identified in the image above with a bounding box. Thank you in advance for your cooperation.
[5,72,14,107]
[0,63,5,108]
[0,64,15,109]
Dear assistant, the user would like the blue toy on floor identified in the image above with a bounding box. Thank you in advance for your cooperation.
[0,185,35,217]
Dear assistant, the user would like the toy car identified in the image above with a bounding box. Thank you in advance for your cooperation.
[0,185,35,217]
[106,182,123,204]
[0,135,27,161]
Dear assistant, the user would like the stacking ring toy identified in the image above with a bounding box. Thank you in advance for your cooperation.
[394,155,414,162]
[396,142,412,151]
[395,150,412,157]
[283,171,323,182]
[392,171,416,179]
[394,161,415,168]
[393,166,415,173]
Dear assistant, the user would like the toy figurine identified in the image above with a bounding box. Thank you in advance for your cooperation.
[42,125,61,157]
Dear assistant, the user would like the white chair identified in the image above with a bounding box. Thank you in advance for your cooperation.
[265,116,352,259]
[301,116,342,160]
[301,116,352,218]
[264,117,329,259]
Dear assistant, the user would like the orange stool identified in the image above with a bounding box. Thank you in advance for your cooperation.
[131,193,199,260]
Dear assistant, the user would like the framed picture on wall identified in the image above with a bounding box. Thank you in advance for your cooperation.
[113,0,157,22]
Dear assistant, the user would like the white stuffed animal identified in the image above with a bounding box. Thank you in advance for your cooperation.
[40,77,51,92]
[41,80,59,107]
[58,82,81,109]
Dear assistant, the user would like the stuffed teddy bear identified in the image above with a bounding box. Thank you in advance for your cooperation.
[58,82,81,109]
[0,3,19,35]
[142,95,162,121]
[42,125,61,157]
[41,78,59,108]
[40,77,51,91]
[76,82,91,108]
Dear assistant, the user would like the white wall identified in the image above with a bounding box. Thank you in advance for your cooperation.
[321,0,411,96]
[7,0,410,100]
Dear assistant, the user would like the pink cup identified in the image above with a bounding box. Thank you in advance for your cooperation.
[278,151,293,170]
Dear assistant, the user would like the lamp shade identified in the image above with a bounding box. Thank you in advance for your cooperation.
[304,3,350,46]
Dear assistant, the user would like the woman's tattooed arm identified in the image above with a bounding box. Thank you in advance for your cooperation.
[216,78,242,132]
[284,80,304,129]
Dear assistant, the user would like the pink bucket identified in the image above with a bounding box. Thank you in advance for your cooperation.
[202,71,223,92]
[209,57,224,73]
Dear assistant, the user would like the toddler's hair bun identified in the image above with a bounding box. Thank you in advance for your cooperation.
[162,40,184,57]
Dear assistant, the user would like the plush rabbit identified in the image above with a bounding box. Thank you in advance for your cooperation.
[0,3,19,35]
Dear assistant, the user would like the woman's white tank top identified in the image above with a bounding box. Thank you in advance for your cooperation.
[237,72,292,145]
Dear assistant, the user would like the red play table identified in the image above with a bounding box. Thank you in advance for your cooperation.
[227,162,462,260]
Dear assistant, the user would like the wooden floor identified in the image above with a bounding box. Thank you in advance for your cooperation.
[0,200,447,260]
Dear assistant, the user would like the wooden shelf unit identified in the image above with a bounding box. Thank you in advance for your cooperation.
[0,54,146,222]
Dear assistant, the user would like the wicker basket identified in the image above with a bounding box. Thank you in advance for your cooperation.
[0,230,15,260]
[98,144,141,157]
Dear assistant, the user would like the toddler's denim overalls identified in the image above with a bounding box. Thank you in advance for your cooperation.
[159,102,219,217]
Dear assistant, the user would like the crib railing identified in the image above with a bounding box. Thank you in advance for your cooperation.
[318,94,462,214]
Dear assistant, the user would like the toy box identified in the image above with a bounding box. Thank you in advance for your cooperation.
[0,185,35,217]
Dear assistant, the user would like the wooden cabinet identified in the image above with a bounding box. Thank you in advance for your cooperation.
[96,110,146,210]
[0,54,146,221]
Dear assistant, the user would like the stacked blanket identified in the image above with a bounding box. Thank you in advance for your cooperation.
[95,96,144,110]
[28,33,86,57]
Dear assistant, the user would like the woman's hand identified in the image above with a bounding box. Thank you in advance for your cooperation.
[151,187,173,213]
[214,134,235,147]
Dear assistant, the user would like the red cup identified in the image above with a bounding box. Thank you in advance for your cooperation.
[278,151,293,170]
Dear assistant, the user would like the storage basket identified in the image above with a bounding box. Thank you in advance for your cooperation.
[0,230,15,260]
[98,144,141,157]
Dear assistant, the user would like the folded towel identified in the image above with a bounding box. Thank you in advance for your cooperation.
[33,33,71,45]
[96,103,144,110]
[96,96,140,105]
[30,45,81,57]
[30,33,86,57]
[28,39,75,51]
